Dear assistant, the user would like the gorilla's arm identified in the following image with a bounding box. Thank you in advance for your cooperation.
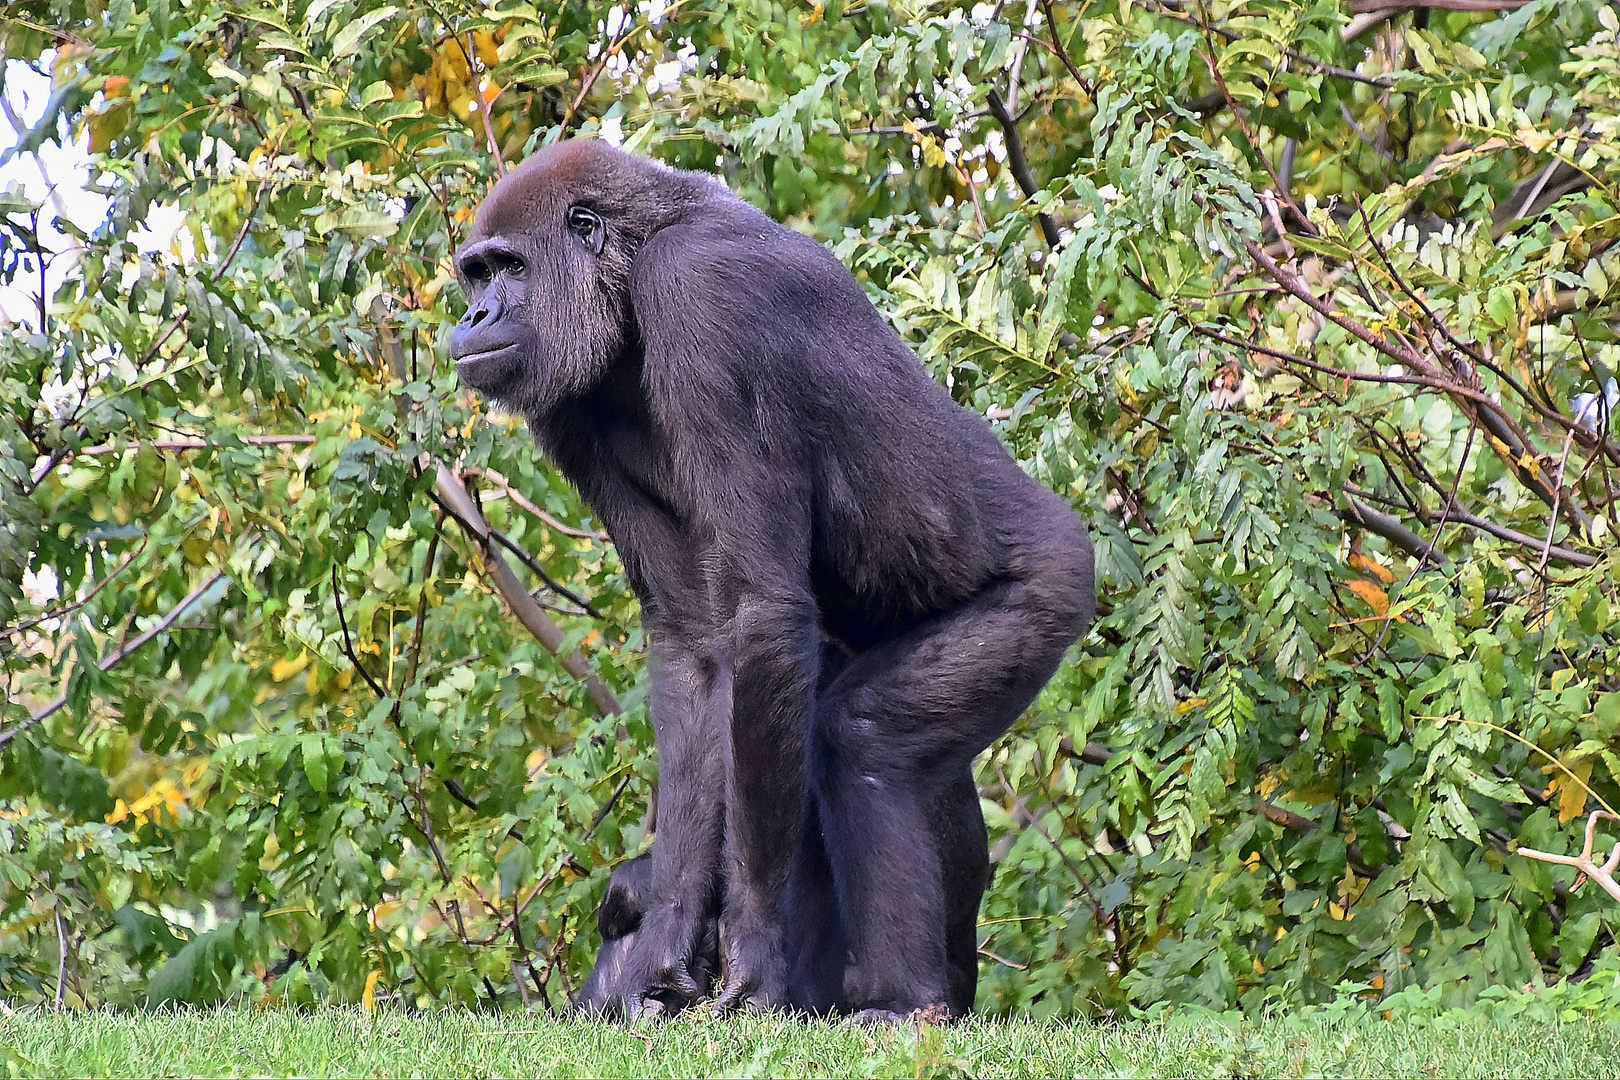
[543,408,731,1009]
[628,223,826,1006]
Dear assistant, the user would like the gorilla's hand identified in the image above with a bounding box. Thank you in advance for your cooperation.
[611,905,711,1017]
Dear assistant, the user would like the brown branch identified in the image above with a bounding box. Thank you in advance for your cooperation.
[564,0,698,127]
[1152,2,1395,89]
[977,947,1028,970]
[1237,235,1590,532]
[985,88,1061,249]
[4,567,229,745]
[1518,811,1620,905]
[1196,32,1314,236]
[77,434,316,457]
[2,538,147,641]
[1036,0,1095,97]
[463,467,609,540]
[468,34,507,177]
[1257,799,1382,878]
[432,463,620,718]
[1349,0,1532,11]
[505,772,632,936]
[1337,498,1450,565]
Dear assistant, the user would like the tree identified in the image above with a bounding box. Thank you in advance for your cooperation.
[1,0,1617,1013]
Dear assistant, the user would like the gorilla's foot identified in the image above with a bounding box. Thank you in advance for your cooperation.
[711,933,790,1014]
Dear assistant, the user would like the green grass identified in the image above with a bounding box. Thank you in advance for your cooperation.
[2,1006,1616,1078]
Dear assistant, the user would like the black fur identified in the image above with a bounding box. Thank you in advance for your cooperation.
[452,139,1094,1019]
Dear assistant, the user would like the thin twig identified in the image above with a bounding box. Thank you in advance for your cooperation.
[464,467,608,540]
[1036,0,1095,97]
[2,538,147,641]
[468,33,507,176]
[4,568,229,745]
[77,434,315,457]
[330,565,390,700]
[53,913,68,1016]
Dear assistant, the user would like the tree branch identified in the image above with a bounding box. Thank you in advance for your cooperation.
[985,88,1061,249]
[1518,811,1620,906]
[431,463,619,718]
[1337,498,1450,565]
[3,568,229,747]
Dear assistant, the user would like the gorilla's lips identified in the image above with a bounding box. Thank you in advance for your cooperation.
[452,343,520,393]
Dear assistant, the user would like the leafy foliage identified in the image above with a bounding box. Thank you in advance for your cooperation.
[2,0,1618,1014]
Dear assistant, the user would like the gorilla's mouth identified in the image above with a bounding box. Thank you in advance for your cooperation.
[453,344,519,390]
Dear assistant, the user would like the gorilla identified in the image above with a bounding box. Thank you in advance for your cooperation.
[450,139,1094,1020]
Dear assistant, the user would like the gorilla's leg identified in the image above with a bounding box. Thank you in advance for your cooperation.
[816,528,1091,1017]
[782,793,848,1014]
[934,769,989,1017]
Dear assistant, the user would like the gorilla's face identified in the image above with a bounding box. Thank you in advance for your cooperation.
[449,140,683,414]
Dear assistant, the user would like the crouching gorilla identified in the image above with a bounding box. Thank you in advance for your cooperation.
[450,139,1094,1020]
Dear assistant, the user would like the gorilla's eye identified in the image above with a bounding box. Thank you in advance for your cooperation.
[567,205,606,255]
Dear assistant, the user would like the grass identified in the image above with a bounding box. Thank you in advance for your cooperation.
[3,1005,1618,1079]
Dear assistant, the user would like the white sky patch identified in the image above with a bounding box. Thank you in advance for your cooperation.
[20,563,59,606]
[1,56,187,326]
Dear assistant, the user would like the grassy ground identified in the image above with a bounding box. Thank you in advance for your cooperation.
[4,1006,1618,1079]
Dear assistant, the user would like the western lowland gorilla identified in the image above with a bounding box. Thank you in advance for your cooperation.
[450,139,1094,1020]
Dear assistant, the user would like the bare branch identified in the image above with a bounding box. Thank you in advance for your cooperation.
[1349,0,1533,12]
[432,463,620,718]
[3,568,229,746]
[463,466,609,540]
[1518,811,1620,905]
[2,538,148,642]
[77,434,315,457]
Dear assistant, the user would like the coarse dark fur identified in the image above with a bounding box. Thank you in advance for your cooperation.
[451,139,1094,1020]
[578,761,987,1019]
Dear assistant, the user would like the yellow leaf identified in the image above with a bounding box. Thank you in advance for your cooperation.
[1347,578,1389,615]
[1346,551,1394,583]
[368,901,401,930]
[349,422,362,439]
[363,970,381,1015]
[1175,697,1208,714]
[271,649,310,682]
[1544,758,1595,823]
[106,798,130,825]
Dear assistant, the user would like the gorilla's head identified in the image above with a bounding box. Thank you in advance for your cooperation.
[449,139,709,413]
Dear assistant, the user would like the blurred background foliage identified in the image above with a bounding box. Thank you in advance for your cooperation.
[2,0,1619,1015]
